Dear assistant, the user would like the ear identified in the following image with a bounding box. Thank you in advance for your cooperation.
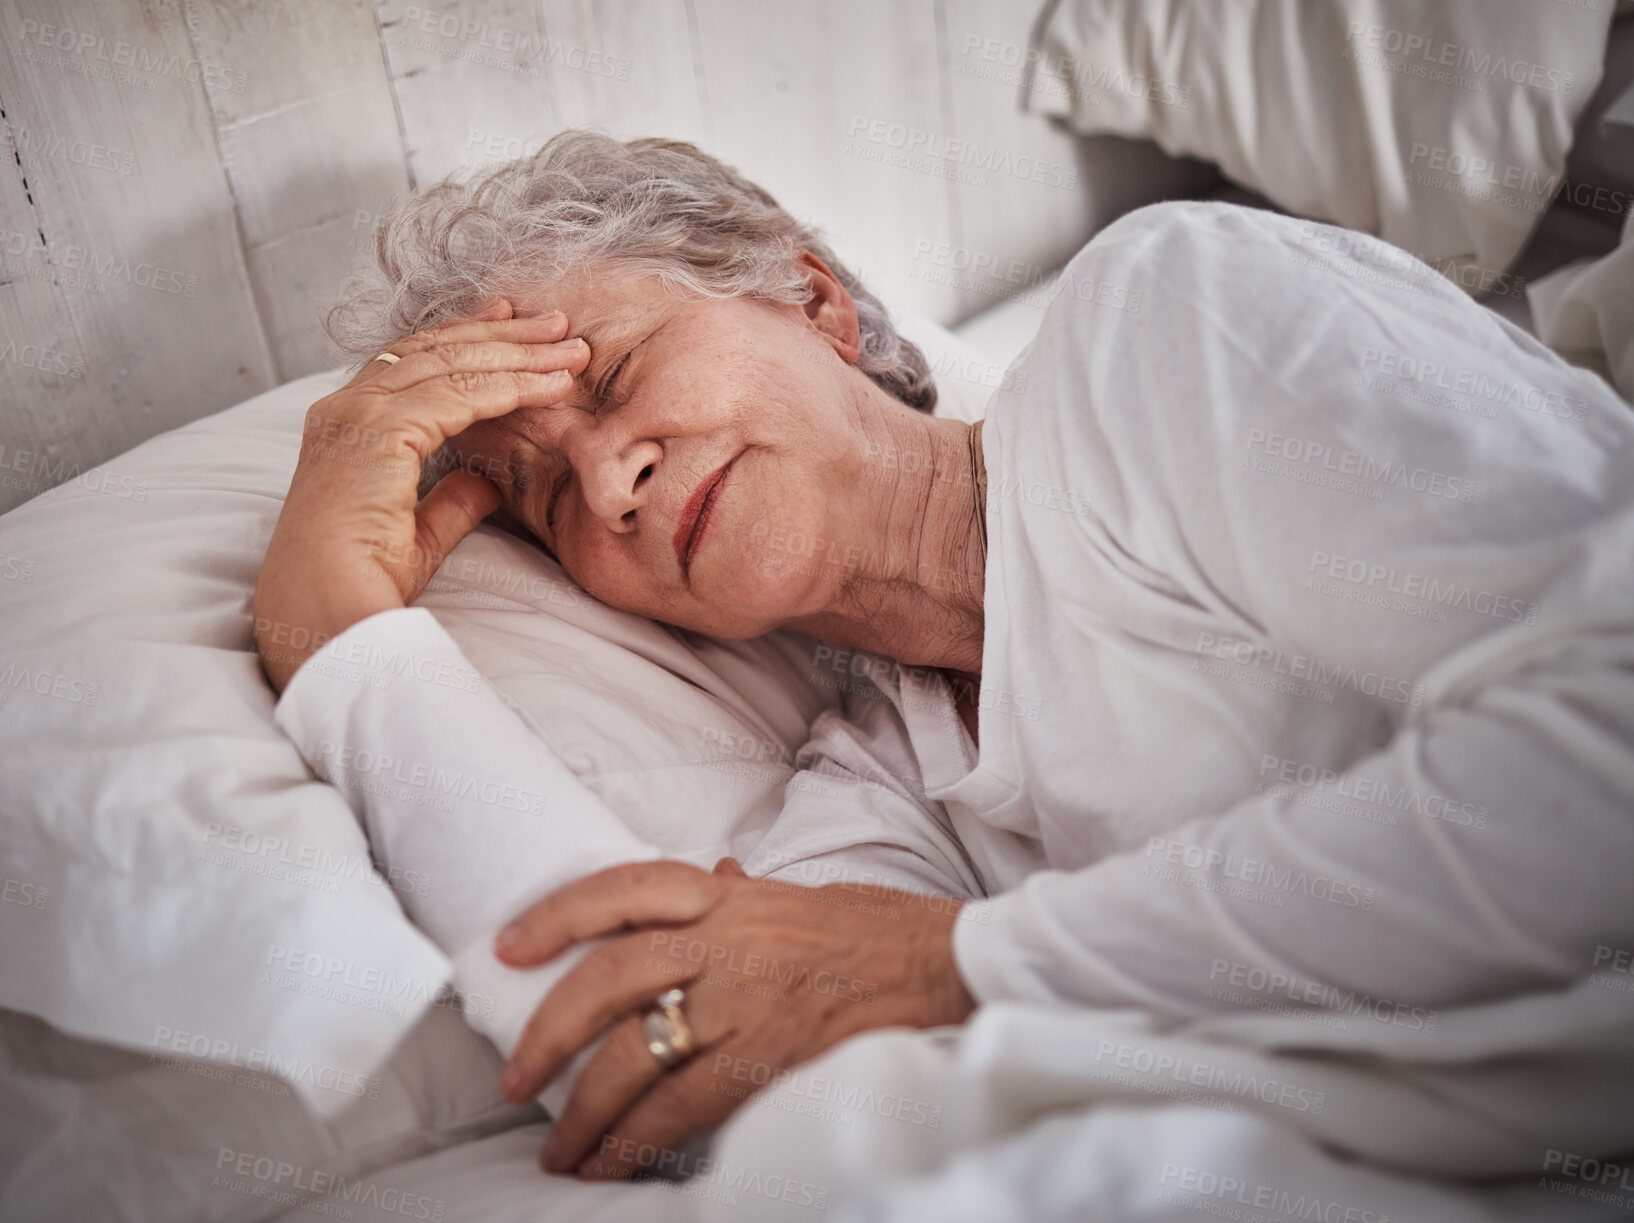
[797,249,863,365]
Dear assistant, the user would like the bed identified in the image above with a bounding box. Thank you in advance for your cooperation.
[2,3,1631,1220]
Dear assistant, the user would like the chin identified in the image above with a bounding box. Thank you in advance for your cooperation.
[691,560,813,639]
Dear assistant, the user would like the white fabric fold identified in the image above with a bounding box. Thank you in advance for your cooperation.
[702,985,1634,1223]
[1530,207,1634,403]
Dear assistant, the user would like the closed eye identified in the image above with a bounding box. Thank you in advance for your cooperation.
[545,466,572,539]
[506,444,570,550]
[505,447,532,497]
[596,350,632,403]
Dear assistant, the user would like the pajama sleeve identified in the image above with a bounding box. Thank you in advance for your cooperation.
[273,606,662,1114]
[955,627,1634,1017]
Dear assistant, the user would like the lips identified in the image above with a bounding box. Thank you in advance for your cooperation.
[673,454,739,578]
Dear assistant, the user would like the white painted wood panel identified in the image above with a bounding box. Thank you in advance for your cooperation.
[375,0,561,186]
[185,0,411,378]
[0,0,276,514]
[377,1,709,188]
[938,0,1102,321]
[691,0,962,323]
[938,0,1217,324]
[540,0,707,145]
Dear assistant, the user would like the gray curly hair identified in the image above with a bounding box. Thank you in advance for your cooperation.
[325,130,935,496]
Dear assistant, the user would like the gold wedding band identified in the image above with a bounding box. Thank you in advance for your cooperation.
[371,351,401,365]
[643,987,697,1070]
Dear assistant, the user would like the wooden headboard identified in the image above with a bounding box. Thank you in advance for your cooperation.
[0,0,1204,514]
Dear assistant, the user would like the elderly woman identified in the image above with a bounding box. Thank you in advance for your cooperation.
[254,132,1634,1182]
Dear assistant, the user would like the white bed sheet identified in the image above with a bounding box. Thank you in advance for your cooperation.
[282,1079,1627,1223]
[267,1125,691,1223]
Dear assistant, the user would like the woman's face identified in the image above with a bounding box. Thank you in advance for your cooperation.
[447,259,897,638]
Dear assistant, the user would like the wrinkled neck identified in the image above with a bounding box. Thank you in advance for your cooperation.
[790,411,986,674]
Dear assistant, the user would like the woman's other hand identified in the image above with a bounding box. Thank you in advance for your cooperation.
[492,858,977,1179]
[252,299,589,692]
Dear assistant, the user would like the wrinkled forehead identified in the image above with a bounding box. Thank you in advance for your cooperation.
[510,265,668,340]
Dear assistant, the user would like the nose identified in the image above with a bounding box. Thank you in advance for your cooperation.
[566,428,664,531]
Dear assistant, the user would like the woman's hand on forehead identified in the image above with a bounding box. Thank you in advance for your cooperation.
[251,297,589,692]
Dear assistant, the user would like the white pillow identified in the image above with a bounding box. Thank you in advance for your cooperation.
[0,310,985,1218]
[0,365,450,1123]
[896,306,1010,422]
[1023,0,1613,286]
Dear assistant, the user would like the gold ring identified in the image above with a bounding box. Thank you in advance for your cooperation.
[642,987,697,1070]
[371,351,401,365]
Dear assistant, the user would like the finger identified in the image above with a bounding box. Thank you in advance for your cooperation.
[398,309,567,356]
[380,368,581,459]
[502,930,699,1104]
[712,857,749,878]
[350,300,542,386]
[539,989,729,1174]
[575,1043,744,1181]
[539,1016,664,1173]
[367,332,589,394]
[410,468,504,586]
[494,861,723,967]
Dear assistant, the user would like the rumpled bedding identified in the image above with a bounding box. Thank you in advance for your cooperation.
[698,974,1634,1220]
